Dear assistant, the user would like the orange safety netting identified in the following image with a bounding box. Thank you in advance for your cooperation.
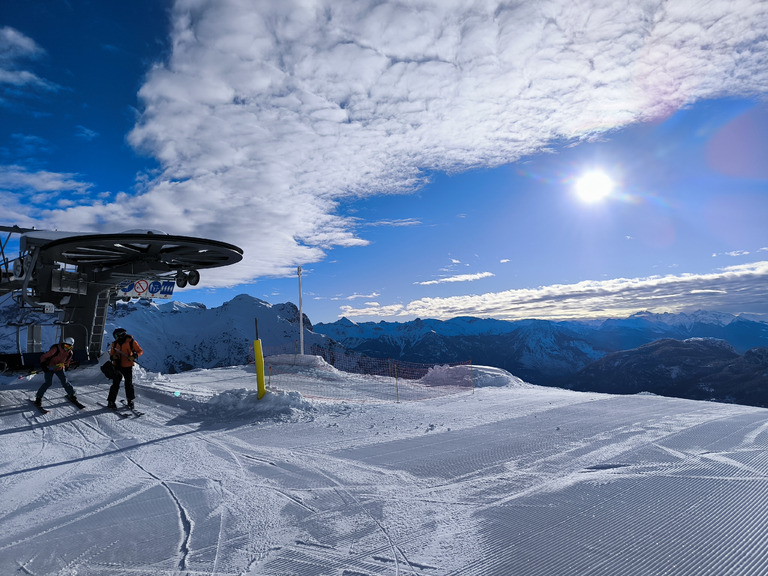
[258,342,474,402]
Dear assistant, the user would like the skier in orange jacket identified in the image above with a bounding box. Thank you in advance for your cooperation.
[107,328,143,410]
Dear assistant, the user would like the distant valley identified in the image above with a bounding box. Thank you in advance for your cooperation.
[315,310,768,407]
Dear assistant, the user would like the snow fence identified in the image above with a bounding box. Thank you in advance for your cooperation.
[260,343,475,402]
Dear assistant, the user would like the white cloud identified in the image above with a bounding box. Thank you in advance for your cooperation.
[8,1,768,287]
[416,271,495,286]
[331,291,380,301]
[365,218,421,227]
[0,27,43,61]
[342,262,768,320]
[339,301,408,318]
[713,249,753,258]
[0,165,92,194]
[0,27,58,93]
[75,125,99,141]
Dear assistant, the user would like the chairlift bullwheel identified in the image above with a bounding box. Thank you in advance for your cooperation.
[39,233,243,271]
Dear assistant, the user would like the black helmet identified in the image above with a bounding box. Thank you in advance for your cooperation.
[113,328,127,339]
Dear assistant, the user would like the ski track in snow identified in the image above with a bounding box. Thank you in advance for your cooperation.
[117,449,194,571]
[2,360,768,575]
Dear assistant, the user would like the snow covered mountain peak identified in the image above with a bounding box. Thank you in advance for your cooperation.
[101,294,326,373]
[627,309,737,328]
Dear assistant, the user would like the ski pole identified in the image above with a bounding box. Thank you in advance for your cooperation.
[112,347,143,368]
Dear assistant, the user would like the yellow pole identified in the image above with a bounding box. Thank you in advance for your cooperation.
[254,339,266,399]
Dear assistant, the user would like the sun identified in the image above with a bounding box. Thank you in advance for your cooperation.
[574,170,614,203]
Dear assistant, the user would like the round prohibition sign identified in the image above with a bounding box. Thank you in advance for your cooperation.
[133,279,149,296]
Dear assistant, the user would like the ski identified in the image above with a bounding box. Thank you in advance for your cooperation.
[29,399,50,415]
[67,396,86,410]
[97,403,131,418]
[121,400,145,417]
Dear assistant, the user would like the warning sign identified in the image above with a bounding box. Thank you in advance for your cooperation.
[118,279,175,299]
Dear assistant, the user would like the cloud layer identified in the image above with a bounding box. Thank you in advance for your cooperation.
[341,261,768,321]
[4,1,768,290]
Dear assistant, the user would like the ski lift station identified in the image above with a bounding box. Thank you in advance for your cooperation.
[0,226,243,370]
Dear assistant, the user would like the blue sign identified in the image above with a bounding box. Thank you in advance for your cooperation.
[118,279,175,299]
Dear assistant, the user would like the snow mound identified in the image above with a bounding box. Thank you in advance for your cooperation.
[266,353,331,368]
[264,354,359,382]
[203,388,315,418]
[419,364,530,388]
[471,365,532,388]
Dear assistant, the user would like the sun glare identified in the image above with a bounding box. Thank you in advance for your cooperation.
[574,170,614,203]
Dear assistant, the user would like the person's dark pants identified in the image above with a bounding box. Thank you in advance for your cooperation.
[108,365,135,404]
[37,369,76,399]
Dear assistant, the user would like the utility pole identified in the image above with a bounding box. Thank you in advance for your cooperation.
[297,266,304,355]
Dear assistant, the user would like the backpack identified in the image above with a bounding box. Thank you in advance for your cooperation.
[100,360,118,380]
[41,343,72,370]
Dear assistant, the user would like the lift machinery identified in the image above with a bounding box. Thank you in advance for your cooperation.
[0,225,243,368]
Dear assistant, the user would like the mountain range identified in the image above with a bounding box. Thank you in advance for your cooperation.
[2,294,767,406]
[0,295,321,374]
[314,310,768,381]
[570,338,768,407]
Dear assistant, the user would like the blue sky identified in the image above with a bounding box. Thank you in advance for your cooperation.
[2,1,767,324]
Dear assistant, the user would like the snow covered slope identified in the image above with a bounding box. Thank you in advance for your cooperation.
[2,359,768,575]
[104,294,329,373]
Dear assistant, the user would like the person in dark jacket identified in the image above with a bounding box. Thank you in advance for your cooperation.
[107,328,143,410]
[36,337,78,406]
